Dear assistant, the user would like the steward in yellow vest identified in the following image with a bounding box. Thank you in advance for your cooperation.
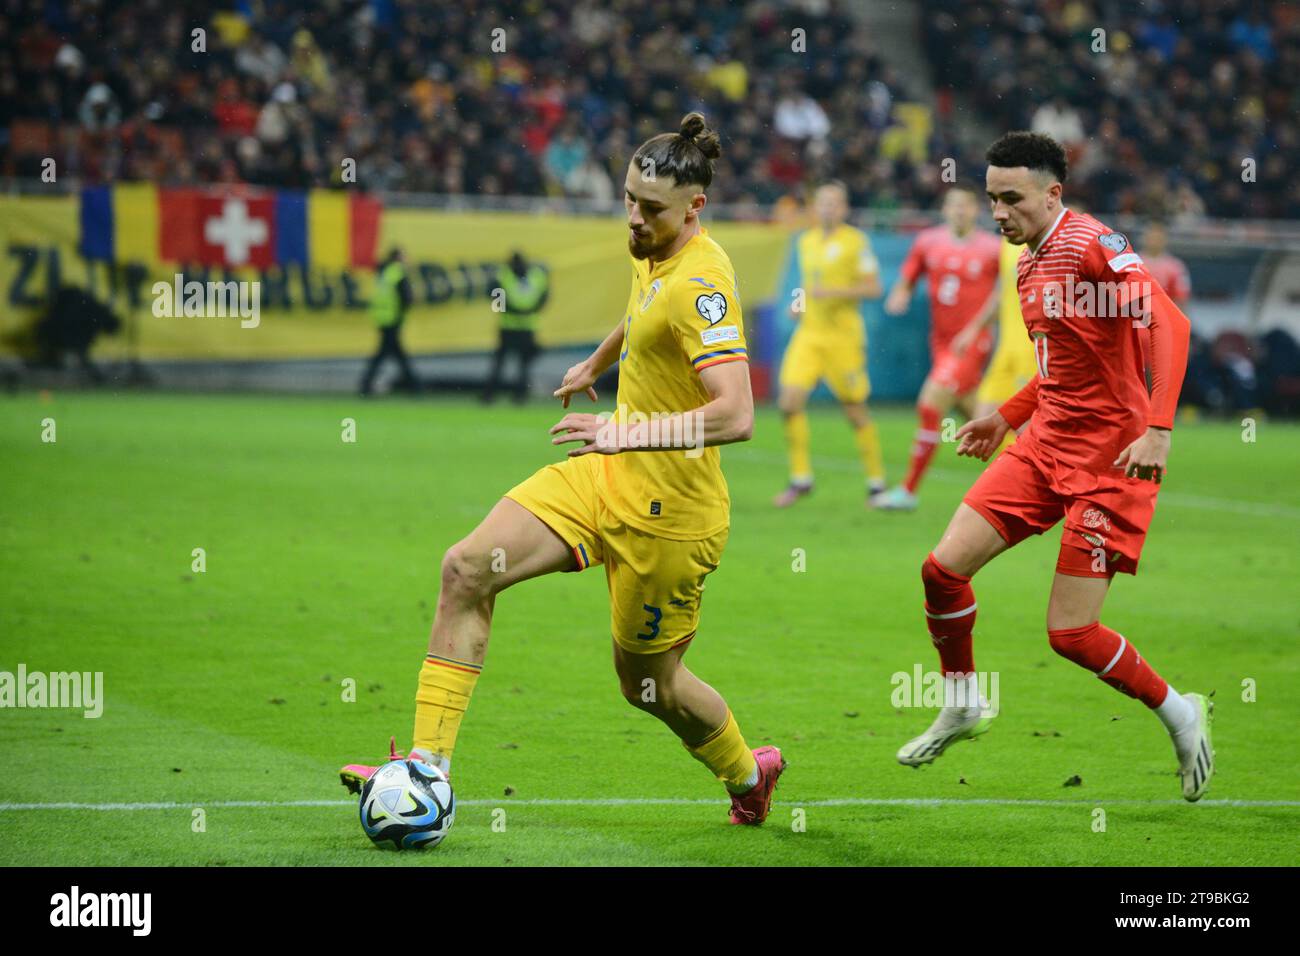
[359,248,419,396]
[483,251,549,403]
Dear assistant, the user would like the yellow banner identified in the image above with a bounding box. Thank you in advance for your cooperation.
[0,197,788,361]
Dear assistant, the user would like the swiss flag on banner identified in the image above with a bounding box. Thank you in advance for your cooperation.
[196,194,275,268]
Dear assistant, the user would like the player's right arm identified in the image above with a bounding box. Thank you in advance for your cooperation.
[554,318,626,407]
[955,376,1038,460]
[950,280,1000,355]
[884,233,925,315]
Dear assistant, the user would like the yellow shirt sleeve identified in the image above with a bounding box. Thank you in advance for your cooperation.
[670,270,748,372]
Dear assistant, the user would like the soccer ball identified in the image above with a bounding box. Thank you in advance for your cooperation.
[359,757,455,850]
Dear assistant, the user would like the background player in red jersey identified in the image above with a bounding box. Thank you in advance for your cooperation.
[1136,221,1192,382]
[1139,222,1192,307]
[896,132,1215,802]
[880,186,1001,510]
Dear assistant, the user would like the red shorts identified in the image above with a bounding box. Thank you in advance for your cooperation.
[962,430,1160,577]
[931,335,993,396]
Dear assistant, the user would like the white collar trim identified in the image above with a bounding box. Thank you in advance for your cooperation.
[1030,206,1069,257]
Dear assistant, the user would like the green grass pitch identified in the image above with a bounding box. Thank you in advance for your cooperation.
[1,392,1297,866]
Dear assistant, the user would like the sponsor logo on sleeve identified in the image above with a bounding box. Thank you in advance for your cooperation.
[695,291,728,325]
[701,324,740,346]
[1107,252,1144,272]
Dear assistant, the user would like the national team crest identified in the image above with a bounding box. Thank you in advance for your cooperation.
[1081,507,1112,531]
[640,279,663,312]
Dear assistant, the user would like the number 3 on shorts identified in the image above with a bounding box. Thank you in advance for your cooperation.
[636,604,662,641]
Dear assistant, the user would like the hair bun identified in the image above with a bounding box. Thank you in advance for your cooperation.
[679,112,721,160]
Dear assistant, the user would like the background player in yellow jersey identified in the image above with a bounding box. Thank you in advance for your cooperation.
[339,114,787,825]
[773,181,886,508]
[963,238,1039,432]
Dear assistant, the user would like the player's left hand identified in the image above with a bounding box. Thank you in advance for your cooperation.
[950,325,975,356]
[549,413,619,456]
[1113,427,1171,483]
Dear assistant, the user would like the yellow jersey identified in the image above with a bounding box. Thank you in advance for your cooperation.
[795,223,878,344]
[595,226,748,541]
[996,237,1026,350]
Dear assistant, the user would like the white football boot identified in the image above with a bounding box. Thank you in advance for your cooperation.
[1172,692,1215,802]
[897,699,994,766]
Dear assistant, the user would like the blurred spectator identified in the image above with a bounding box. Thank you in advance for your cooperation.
[78,83,121,133]
[921,0,1299,219]
[1031,96,1085,147]
[774,76,831,142]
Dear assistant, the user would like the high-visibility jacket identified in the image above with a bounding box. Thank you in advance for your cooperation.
[497,264,549,331]
[370,261,407,327]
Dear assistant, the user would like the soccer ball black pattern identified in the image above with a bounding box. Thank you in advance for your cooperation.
[359,758,456,850]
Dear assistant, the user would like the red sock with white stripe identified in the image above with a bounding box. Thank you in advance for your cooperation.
[903,405,943,494]
[921,553,977,690]
[1046,622,1192,729]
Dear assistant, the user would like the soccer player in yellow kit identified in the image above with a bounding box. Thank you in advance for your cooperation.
[339,114,786,826]
[774,181,886,508]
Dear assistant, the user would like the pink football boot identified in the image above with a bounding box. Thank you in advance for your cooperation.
[728,746,787,825]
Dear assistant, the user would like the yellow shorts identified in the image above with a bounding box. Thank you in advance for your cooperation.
[976,343,1037,406]
[504,454,728,655]
[778,329,870,404]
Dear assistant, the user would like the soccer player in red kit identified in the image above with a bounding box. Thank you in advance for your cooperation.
[896,132,1215,802]
[879,186,1001,510]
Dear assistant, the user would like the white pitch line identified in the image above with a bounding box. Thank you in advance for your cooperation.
[0,797,1296,811]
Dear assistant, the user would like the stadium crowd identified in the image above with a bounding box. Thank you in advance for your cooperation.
[3,0,944,212]
[5,0,1296,220]
[922,0,1300,220]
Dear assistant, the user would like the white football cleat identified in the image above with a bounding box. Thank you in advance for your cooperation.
[874,486,919,511]
[897,703,993,766]
[1172,692,1215,802]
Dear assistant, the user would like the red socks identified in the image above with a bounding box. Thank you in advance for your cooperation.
[922,555,1169,711]
[921,553,976,675]
[903,405,943,494]
[1047,622,1168,707]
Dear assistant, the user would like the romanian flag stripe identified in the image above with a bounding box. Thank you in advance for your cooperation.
[694,348,748,369]
[308,190,349,270]
[576,542,591,569]
[424,653,482,674]
[274,190,308,266]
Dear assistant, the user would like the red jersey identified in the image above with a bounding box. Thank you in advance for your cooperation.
[1144,253,1191,304]
[899,226,1001,352]
[1003,208,1189,476]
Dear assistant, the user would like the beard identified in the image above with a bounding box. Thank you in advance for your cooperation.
[627,228,673,260]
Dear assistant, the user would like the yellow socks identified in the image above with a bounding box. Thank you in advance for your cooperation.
[412,653,482,772]
[784,411,812,483]
[854,419,885,487]
[686,710,759,793]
